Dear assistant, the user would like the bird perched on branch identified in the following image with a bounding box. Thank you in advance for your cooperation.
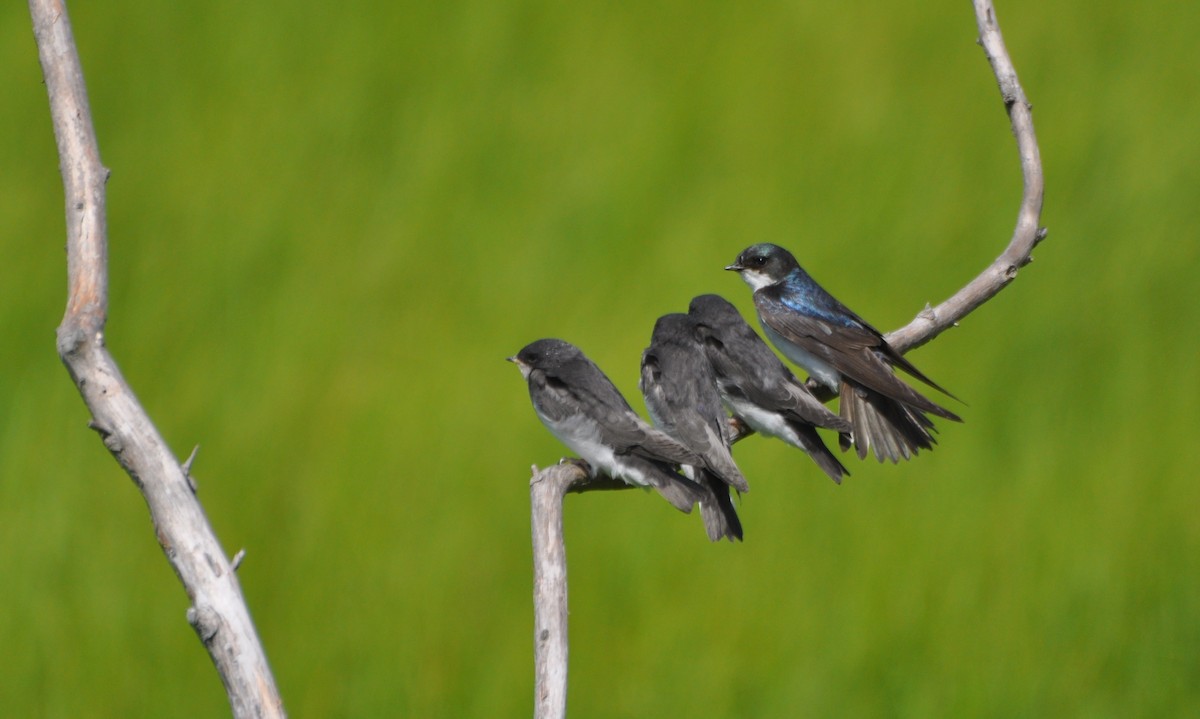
[726,243,962,462]
[640,313,747,542]
[509,338,707,514]
[688,293,850,483]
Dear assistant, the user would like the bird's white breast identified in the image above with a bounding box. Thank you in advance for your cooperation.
[538,410,652,488]
[724,396,805,449]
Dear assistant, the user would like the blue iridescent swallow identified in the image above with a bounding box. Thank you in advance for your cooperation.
[726,243,961,462]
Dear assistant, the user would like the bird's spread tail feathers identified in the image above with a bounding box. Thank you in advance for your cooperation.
[839,380,945,463]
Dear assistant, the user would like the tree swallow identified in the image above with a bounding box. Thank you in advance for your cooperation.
[726,243,962,463]
[640,313,748,542]
[688,294,851,483]
[510,338,707,514]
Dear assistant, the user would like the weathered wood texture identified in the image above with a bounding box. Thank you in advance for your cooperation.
[29,1,286,716]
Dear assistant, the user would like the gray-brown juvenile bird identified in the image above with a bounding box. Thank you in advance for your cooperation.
[688,293,850,482]
[510,338,707,512]
[640,313,747,542]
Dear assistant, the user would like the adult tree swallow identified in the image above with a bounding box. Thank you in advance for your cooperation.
[640,313,748,542]
[726,243,962,463]
[509,338,707,514]
[688,294,851,483]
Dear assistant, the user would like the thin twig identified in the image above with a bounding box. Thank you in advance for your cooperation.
[29,1,285,716]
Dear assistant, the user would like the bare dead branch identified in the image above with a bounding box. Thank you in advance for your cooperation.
[530,463,586,719]
[529,2,1044,716]
[886,0,1046,353]
[29,1,285,716]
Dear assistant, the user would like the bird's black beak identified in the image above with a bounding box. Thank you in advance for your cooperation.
[506,356,518,363]
[724,263,743,272]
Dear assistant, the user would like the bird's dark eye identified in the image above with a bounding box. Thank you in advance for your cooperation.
[753,256,767,266]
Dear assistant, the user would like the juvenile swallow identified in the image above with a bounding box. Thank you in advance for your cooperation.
[640,313,747,542]
[726,243,962,463]
[510,338,707,513]
[688,293,851,483]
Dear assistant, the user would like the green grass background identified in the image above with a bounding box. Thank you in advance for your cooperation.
[3,0,1198,716]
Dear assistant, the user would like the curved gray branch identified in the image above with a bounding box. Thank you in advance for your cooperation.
[530,2,1044,717]
[29,1,285,716]
[886,0,1046,353]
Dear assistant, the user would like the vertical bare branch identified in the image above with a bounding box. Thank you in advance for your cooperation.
[530,462,629,719]
[530,465,575,719]
[29,1,285,716]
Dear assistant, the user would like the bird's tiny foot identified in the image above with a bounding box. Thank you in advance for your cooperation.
[558,457,593,476]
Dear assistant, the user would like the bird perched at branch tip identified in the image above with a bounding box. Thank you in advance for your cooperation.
[510,338,707,513]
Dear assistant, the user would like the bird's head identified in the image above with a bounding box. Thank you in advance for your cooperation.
[688,294,742,327]
[508,338,579,379]
[725,243,799,290]
[648,313,698,347]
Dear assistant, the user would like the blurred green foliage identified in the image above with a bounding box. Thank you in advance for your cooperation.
[3,0,1198,716]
